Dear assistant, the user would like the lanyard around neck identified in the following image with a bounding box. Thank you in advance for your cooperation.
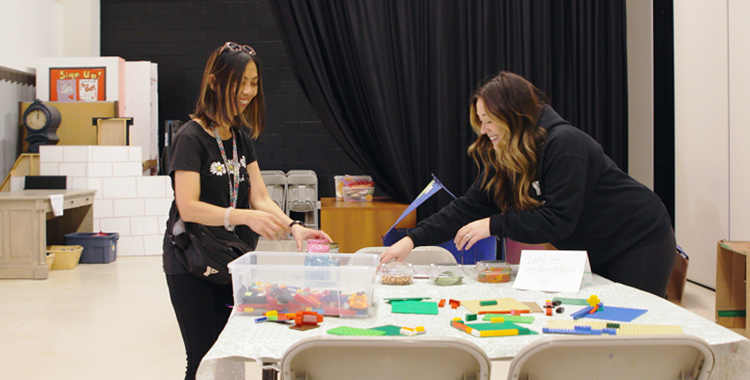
[211,123,239,208]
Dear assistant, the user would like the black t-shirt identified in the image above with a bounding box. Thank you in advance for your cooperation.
[162,120,258,274]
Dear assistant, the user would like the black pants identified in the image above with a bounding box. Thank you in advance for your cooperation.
[594,228,676,297]
[166,273,233,380]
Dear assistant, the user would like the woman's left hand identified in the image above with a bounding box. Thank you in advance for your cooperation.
[290,225,332,252]
[454,218,491,251]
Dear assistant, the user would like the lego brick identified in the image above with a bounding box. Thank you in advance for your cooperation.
[480,300,498,306]
[390,300,439,315]
[327,326,386,336]
[462,298,530,314]
[552,297,589,305]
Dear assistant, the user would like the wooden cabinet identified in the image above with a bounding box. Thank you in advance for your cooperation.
[0,190,95,279]
[320,197,416,254]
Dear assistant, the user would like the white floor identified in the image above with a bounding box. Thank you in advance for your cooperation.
[0,254,727,380]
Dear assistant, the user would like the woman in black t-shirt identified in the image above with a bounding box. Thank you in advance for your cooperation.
[163,42,331,380]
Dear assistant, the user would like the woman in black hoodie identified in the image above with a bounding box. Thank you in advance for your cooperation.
[380,71,675,297]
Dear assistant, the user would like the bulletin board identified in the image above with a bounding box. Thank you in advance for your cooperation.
[49,67,106,102]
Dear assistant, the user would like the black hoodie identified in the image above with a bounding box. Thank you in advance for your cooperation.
[407,106,672,268]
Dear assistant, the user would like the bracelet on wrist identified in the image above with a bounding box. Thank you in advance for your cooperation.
[289,220,305,228]
[224,206,235,232]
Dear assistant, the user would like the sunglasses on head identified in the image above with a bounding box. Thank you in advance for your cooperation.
[221,41,256,56]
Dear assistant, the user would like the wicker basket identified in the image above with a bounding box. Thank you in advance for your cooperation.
[47,245,84,270]
[46,252,55,270]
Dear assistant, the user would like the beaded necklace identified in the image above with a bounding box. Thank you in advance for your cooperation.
[210,123,239,209]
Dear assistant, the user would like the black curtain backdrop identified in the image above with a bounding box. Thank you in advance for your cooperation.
[269,0,627,219]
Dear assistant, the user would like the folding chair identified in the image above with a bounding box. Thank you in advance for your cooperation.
[280,336,490,380]
[355,246,457,264]
[507,334,714,380]
[261,170,287,212]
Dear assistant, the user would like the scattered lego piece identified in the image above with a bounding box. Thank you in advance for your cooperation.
[254,316,268,323]
[462,298,531,314]
[511,309,522,316]
[266,310,278,317]
[466,313,478,321]
[438,299,446,308]
[449,299,461,309]
[391,300,439,315]
[415,326,426,335]
[545,320,683,336]
[327,326,387,336]
[552,297,588,306]
[522,302,544,313]
[587,295,601,307]
[490,317,505,323]
[290,324,320,331]
[555,307,565,314]
[480,300,498,306]
[294,311,323,327]
[400,327,417,336]
[482,314,534,324]
[571,306,594,320]
[384,297,430,304]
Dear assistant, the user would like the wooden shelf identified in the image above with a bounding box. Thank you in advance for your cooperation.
[320,197,416,254]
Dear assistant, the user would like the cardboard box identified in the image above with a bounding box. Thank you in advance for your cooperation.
[228,252,378,318]
[715,240,749,335]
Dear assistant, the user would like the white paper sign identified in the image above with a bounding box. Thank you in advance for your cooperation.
[513,250,588,293]
[49,194,64,217]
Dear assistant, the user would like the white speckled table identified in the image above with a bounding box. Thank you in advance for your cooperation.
[198,268,749,380]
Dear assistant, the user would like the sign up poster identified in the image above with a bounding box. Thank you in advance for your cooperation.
[49,67,106,102]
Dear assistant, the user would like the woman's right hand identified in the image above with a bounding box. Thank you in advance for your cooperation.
[240,210,288,240]
[379,237,415,265]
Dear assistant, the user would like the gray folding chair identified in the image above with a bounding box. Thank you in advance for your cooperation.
[355,246,457,265]
[280,336,490,380]
[507,334,714,380]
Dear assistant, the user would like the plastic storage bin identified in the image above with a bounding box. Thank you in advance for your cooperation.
[342,186,374,202]
[228,251,378,318]
[379,261,415,285]
[64,232,119,264]
[429,263,464,286]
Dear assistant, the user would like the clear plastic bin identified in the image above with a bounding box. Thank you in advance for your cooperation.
[228,251,378,318]
[471,260,512,283]
[379,261,415,285]
[428,263,464,286]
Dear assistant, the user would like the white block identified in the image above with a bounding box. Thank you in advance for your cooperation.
[131,216,159,236]
[63,146,92,162]
[112,162,142,177]
[93,146,130,162]
[92,218,100,232]
[94,199,114,219]
[118,236,144,256]
[136,176,167,198]
[113,198,145,217]
[87,163,113,178]
[39,146,63,163]
[86,178,103,199]
[143,235,164,256]
[164,176,173,197]
[144,198,173,217]
[99,217,131,236]
[59,162,87,177]
[129,146,142,163]
[40,162,59,175]
[158,215,169,230]
[102,177,137,199]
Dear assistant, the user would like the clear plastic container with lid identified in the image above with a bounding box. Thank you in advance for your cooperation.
[428,263,464,286]
[472,260,512,283]
[378,261,415,285]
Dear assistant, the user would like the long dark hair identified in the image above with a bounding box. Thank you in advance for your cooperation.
[192,44,265,138]
[468,71,548,212]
